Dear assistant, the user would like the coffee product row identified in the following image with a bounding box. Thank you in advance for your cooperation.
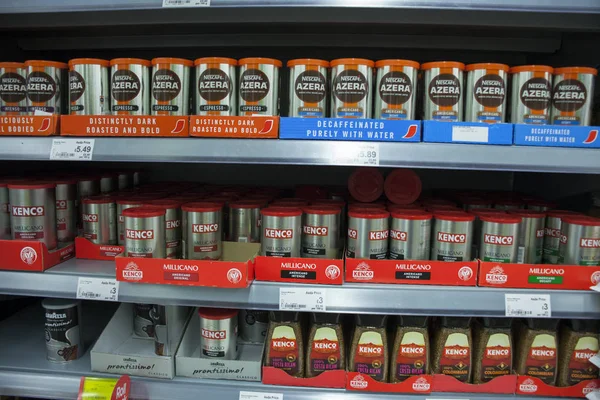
[1,59,596,125]
[265,311,599,387]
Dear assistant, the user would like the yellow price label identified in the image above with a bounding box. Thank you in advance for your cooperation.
[77,376,130,400]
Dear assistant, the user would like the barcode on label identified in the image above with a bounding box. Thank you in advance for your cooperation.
[162,0,210,6]
[79,291,100,299]
[517,246,525,264]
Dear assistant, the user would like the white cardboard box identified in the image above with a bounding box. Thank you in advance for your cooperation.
[176,309,265,381]
[91,303,191,379]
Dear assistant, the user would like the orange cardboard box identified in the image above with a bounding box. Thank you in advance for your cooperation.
[190,115,278,138]
[61,115,188,137]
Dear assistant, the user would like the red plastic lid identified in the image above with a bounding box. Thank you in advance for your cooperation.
[229,200,264,209]
[261,206,302,217]
[182,201,223,212]
[470,208,505,215]
[479,214,522,224]
[348,168,384,203]
[384,169,422,205]
[8,182,56,189]
[311,199,345,209]
[509,210,546,218]
[122,206,165,218]
[116,196,154,205]
[391,210,433,220]
[271,200,309,207]
[561,216,600,226]
[546,210,581,218]
[348,209,390,219]
[303,205,341,215]
[143,198,183,209]
[434,211,475,222]
[198,308,238,320]
[349,203,386,211]
[83,195,115,204]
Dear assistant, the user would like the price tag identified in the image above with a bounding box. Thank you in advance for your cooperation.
[279,287,326,311]
[331,143,379,166]
[452,125,489,143]
[78,376,130,400]
[505,293,551,318]
[77,277,119,301]
[586,390,600,400]
[590,284,600,292]
[162,0,210,7]
[239,391,283,400]
[590,352,600,368]
[50,139,95,161]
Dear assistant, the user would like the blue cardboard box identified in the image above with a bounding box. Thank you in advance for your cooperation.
[423,120,514,145]
[279,117,421,142]
[513,124,600,148]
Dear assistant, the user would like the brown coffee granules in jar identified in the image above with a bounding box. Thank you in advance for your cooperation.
[306,312,345,377]
[265,311,305,377]
[514,318,559,386]
[349,314,389,382]
[391,316,429,383]
[431,317,472,383]
[472,318,512,384]
[557,319,600,387]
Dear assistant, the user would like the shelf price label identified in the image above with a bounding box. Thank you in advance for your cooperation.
[50,139,95,161]
[162,0,210,7]
[505,293,551,318]
[77,277,119,301]
[331,143,379,166]
[77,376,130,400]
[239,391,283,400]
[279,287,326,312]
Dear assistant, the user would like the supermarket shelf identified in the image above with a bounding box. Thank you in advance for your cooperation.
[1,137,600,173]
[1,258,599,318]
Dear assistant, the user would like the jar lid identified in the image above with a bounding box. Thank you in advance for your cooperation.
[509,65,554,74]
[526,199,558,209]
[567,319,600,333]
[269,311,300,322]
[24,60,68,69]
[194,57,238,66]
[198,308,238,320]
[554,66,597,76]
[391,210,433,220]
[508,210,546,218]
[229,200,264,209]
[110,58,151,67]
[330,58,375,68]
[122,206,165,218]
[525,318,560,331]
[562,215,600,226]
[348,203,386,211]
[434,211,475,222]
[356,314,388,328]
[181,201,223,212]
[143,198,184,209]
[302,205,341,215]
[261,206,302,217]
[546,210,581,218]
[479,214,522,224]
[239,57,282,67]
[151,57,193,67]
[69,58,110,67]
[375,59,420,69]
[311,199,346,209]
[421,61,465,70]
[348,209,390,219]
[311,312,342,325]
[0,62,25,68]
[465,63,509,72]
[287,58,330,68]
[348,168,384,203]
[384,169,422,205]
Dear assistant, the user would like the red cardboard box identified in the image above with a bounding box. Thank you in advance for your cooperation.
[0,115,59,136]
[255,255,343,285]
[516,375,600,398]
[189,116,279,138]
[433,374,517,394]
[61,115,188,137]
[347,373,433,394]
[479,261,600,290]
[345,258,478,286]
[116,242,258,288]
[262,367,346,389]
[75,237,124,261]
[0,239,74,271]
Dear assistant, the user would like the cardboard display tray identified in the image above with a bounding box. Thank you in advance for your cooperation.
[254,254,343,285]
[75,237,124,261]
[346,373,433,393]
[0,239,74,272]
[262,367,346,388]
[516,375,600,398]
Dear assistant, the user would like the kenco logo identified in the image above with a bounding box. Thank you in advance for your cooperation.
[313,341,338,350]
[390,230,408,241]
[12,205,44,217]
[536,229,544,238]
[412,377,431,392]
[530,348,555,359]
[358,344,382,355]
[193,223,219,233]
[126,229,154,240]
[444,347,469,357]
[264,228,293,238]
[201,329,226,340]
[348,228,358,239]
[437,231,466,243]
[545,227,561,238]
[519,378,538,393]
[303,225,328,236]
[574,350,596,360]
[484,234,514,246]
[271,340,296,352]
[369,230,389,240]
[487,348,510,357]
[82,213,98,223]
[352,262,373,280]
[349,375,368,390]
[560,234,568,245]
[56,200,67,210]
[485,266,508,285]
[166,220,181,229]
[401,346,424,355]
[581,238,600,248]
[122,262,142,281]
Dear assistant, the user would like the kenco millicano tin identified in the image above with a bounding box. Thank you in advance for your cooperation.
[151,57,192,116]
[465,63,509,123]
[551,66,597,126]
[478,213,521,263]
[25,60,68,115]
[68,58,110,115]
[422,61,465,122]
[347,208,389,260]
[330,58,373,119]
[509,65,553,124]
[110,58,151,115]
[260,206,302,257]
[123,205,166,258]
[374,59,419,120]
[82,195,117,245]
[558,216,600,266]
[288,59,329,118]
[238,57,281,116]
[0,62,27,115]
[195,57,237,116]
[431,211,474,261]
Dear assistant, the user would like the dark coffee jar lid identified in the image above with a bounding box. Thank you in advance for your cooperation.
[440,317,471,328]
[481,317,512,329]
[399,316,429,328]
[311,312,342,325]
[525,318,560,331]
[269,311,300,322]
[356,314,388,328]
[567,319,600,333]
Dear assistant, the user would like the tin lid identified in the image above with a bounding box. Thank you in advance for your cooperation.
[68,58,110,67]
[229,200,264,209]
[303,205,341,215]
[42,298,80,310]
[24,60,68,69]
[479,213,521,224]
[348,168,384,203]
[198,308,238,320]
[239,57,282,67]
[287,58,330,68]
[398,316,429,328]
[311,199,345,209]
[508,210,546,218]
[0,62,25,68]
[330,58,375,68]
[426,205,461,212]
[348,203,386,211]
[481,317,512,329]
[470,208,506,215]
[562,215,600,226]
[439,317,471,328]
[434,210,475,222]
[143,198,183,209]
[348,209,389,219]
[311,312,342,324]
[7,182,56,189]
[546,209,581,218]
[355,314,388,328]
[391,210,433,220]
[375,59,420,69]
[271,201,309,209]
[110,58,151,67]
[151,57,193,67]
[181,201,223,212]
[567,319,600,333]
[83,195,115,204]
[261,206,302,217]
[509,65,553,74]
[269,311,300,322]
[465,63,510,72]
[421,61,465,70]
[384,169,422,205]
[122,206,165,218]
[194,57,238,66]
[554,66,598,76]
[273,198,309,205]
[116,196,151,205]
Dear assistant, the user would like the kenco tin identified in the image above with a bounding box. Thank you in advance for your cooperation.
[478,213,520,263]
[465,63,509,123]
[123,206,166,258]
[509,210,545,264]
[288,58,329,118]
[25,60,67,115]
[0,62,27,115]
[347,209,389,260]
[55,178,77,243]
[195,57,237,116]
[422,61,465,122]
[144,198,182,259]
[68,58,110,115]
[199,308,238,360]
[510,65,553,124]
[431,211,474,261]
[238,57,281,116]
[543,210,580,264]
[551,66,597,126]
[229,200,262,243]
[0,183,9,239]
[110,58,150,115]
[558,216,600,266]
[183,201,223,260]
[374,59,419,120]
[82,195,117,245]
[301,205,341,258]
[389,210,432,260]
[116,197,144,245]
[330,58,373,118]
[151,57,192,116]
[261,206,302,257]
